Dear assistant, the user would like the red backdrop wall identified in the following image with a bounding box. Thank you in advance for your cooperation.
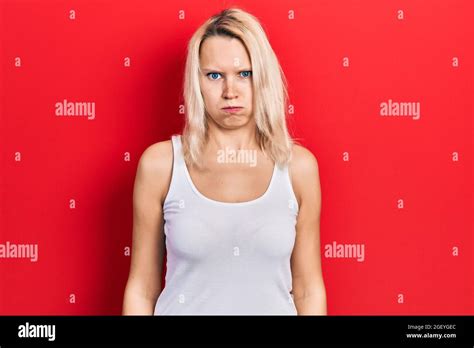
[0,0,472,315]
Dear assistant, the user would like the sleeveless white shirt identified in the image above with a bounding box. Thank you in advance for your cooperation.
[154,135,299,315]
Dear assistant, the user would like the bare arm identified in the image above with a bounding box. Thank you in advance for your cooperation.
[290,145,327,315]
[122,141,173,315]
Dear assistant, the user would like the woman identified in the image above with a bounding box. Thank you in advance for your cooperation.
[122,8,326,315]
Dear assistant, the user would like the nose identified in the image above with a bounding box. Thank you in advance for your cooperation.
[222,77,238,99]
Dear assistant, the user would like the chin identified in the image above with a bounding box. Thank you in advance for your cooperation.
[215,121,244,130]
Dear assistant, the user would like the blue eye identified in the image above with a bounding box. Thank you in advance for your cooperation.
[207,72,222,80]
[240,71,252,78]
[206,71,252,80]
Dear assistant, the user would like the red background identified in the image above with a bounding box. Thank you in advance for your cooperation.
[1,0,472,315]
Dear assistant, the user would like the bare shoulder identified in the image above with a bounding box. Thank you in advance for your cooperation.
[290,144,319,172]
[139,140,173,169]
[135,140,173,204]
[289,144,320,206]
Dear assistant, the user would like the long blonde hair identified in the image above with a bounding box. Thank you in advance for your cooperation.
[181,7,296,169]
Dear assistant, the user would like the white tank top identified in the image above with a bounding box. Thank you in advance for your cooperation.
[154,135,299,315]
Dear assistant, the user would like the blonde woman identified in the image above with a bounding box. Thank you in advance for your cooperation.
[122,8,326,315]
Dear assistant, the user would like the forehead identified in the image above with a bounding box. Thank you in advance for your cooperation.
[199,36,251,70]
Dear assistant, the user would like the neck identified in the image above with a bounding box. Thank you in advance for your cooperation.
[206,121,259,151]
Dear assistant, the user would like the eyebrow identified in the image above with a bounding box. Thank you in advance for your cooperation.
[200,67,252,73]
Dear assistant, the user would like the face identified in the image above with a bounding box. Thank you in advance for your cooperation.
[199,35,253,130]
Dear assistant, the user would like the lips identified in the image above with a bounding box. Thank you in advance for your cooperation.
[222,106,243,110]
[222,107,243,114]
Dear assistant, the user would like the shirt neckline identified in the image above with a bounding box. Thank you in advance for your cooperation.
[178,137,277,206]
